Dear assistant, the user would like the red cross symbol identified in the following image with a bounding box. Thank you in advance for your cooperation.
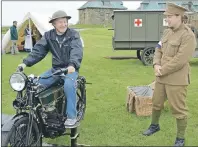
[134,19,142,27]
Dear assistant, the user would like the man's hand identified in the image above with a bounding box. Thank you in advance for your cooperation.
[17,63,26,71]
[154,65,162,77]
[67,66,75,74]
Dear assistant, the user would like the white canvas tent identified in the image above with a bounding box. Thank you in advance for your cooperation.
[2,12,84,53]
[2,12,53,53]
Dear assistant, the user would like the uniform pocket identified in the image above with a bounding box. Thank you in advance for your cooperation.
[166,41,180,57]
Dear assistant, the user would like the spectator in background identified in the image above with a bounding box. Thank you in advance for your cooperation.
[10,21,19,54]
[24,24,33,52]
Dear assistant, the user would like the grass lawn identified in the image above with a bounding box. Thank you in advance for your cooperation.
[2,27,198,146]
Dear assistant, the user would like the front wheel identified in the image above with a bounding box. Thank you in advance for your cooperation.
[1,117,42,146]
[141,47,155,66]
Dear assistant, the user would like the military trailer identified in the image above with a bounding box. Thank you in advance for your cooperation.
[111,10,198,66]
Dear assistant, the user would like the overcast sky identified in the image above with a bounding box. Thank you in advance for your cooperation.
[2,1,142,26]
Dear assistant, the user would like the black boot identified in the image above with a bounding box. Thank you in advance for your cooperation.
[174,138,185,146]
[142,124,160,136]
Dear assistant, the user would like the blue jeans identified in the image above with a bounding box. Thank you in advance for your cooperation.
[38,69,78,119]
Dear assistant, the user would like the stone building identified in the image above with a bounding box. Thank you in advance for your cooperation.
[78,0,127,26]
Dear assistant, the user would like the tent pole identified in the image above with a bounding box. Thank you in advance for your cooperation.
[28,18,33,52]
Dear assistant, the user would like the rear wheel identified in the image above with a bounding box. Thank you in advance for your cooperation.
[137,50,142,61]
[1,117,41,146]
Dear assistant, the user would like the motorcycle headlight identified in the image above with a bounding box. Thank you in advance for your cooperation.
[9,72,27,91]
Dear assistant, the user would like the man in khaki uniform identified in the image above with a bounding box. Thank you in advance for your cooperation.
[142,3,197,146]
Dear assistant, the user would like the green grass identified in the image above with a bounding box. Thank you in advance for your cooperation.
[2,28,198,146]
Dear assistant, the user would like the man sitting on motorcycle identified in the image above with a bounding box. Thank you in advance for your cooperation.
[17,10,83,128]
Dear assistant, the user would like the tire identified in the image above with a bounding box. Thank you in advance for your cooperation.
[141,47,155,66]
[1,116,42,146]
[137,50,142,61]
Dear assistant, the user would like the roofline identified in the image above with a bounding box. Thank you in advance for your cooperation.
[78,7,127,10]
[113,10,165,12]
[113,10,198,13]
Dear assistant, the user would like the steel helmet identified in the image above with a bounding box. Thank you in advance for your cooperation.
[49,10,71,23]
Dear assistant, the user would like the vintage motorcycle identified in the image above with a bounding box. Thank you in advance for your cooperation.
[1,67,87,147]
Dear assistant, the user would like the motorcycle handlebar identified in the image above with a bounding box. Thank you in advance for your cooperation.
[40,68,68,79]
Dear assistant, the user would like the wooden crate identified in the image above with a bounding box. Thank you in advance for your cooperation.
[126,82,155,116]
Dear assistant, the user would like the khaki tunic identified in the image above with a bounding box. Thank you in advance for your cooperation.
[153,24,197,86]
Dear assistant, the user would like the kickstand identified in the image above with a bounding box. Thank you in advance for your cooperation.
[70,128,90,147]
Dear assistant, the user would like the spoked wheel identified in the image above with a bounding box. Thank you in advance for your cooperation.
[1,117,41,147]
[76,76,86,121]
[141,47,155,66]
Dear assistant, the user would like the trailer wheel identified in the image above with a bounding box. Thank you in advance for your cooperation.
[141,47,155,66]
[137,50,142,61]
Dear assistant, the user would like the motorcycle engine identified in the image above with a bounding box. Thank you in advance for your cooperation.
[40,103,66,138]
[43,102,57,112]
[37,84,66,138]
